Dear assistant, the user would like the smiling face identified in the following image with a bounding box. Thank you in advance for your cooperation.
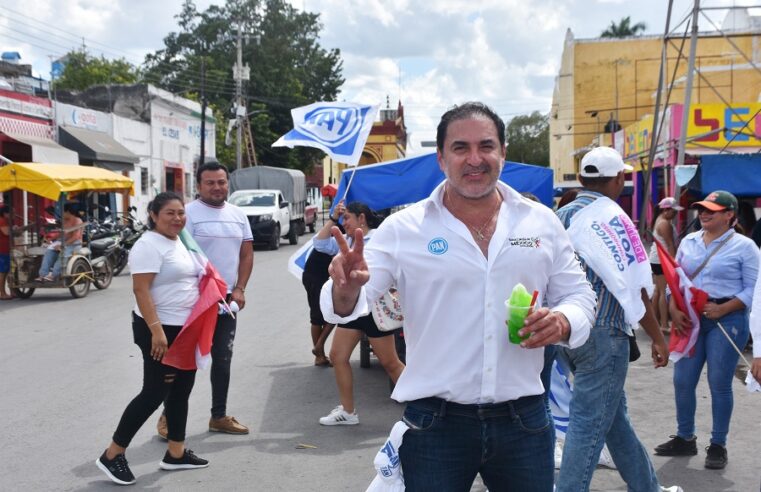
[150,199,186,239]
[697,206,733,233]
[197,169,229,206]
[437,116,505,201]
[342,210,364,234]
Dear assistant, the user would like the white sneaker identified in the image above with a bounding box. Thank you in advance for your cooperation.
[319,405,359,426]
[660,486,684,492]
[598,445,617,469]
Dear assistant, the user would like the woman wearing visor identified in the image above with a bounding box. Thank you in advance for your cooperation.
[655,190,758,470]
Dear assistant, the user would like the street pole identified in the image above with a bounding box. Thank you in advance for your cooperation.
[235,22,243,171]
[673,0,701,203]
[638,0,674,235]
[199,51,207,168]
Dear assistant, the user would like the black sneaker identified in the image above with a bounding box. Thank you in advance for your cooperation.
[705,443,728,469]
[96,450,136,485]
[159,448,209,470]
[654,435,698,456]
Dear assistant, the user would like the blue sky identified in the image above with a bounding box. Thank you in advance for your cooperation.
[0,0,754,153]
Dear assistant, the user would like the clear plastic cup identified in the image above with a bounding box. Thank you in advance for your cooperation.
[505,300,531,344]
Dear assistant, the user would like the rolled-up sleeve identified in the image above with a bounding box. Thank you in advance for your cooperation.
[318,224,398,325]
[319,279,370,324]
[313,236,339,255]
[546,221,596,349]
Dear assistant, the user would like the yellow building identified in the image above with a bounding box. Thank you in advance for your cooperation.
[323,101,407,185]
[550,10,761,188]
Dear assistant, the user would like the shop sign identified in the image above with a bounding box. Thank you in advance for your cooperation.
[686,102,761,148]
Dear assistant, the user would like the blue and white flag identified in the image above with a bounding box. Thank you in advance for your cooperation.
[287,239,314,280]
[273,102,379,167]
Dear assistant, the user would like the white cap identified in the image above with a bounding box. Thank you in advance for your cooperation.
[658,197,684,210]
[579,147,633,177]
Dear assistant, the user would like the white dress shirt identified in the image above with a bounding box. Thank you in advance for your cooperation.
[321,181,596,404]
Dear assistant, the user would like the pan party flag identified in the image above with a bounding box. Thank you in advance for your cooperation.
[272,102,379,167]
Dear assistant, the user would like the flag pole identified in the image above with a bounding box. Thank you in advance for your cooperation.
[341,165,359,202]
[716,321,751,368]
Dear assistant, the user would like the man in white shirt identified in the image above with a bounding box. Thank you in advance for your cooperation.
[320,102,596,490]
[156,162,254,437]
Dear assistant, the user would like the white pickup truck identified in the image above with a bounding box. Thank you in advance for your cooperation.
[229,189,293,250]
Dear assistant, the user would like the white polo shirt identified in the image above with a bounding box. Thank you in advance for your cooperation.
[184,199,253,293]
[321,181,595,404]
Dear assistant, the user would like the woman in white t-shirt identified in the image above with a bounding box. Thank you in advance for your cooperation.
[96,192,208,485]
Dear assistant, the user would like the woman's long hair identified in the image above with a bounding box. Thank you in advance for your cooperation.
[146,192,183,230]
[346,201,383,229]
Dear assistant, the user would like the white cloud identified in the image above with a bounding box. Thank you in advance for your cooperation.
[0,0,738,152]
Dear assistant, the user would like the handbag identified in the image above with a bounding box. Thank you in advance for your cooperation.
[371,288,404,332]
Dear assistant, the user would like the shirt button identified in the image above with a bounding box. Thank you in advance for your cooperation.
[487,302,492,308]
[487,367,492,372]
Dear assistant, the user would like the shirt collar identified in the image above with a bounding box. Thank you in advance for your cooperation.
[576,190,605,200]
[693,227,735,245]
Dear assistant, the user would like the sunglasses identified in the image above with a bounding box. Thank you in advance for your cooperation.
[696,207,729,215]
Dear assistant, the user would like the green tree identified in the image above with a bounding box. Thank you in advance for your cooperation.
[142,0,344,172]
[54,49,139,91]
[504,112,549,166]
[601,16,647,38]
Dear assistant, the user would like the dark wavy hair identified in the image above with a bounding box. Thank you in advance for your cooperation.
[436,102,506,150]
[147,192,184,230]
[345,201,383,229]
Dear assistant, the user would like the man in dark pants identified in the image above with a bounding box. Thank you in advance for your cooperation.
[157,161,254,436]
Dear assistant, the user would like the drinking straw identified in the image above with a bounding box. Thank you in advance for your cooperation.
[529,290,539,313]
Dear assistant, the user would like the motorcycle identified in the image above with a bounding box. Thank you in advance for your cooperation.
[0,162,133,299]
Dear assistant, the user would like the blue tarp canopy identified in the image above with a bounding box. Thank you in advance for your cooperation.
[696,154,761,197]
[333,153,554,211]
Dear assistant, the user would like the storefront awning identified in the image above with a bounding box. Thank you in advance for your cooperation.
[59,126,139,172]
[1,131,78,164]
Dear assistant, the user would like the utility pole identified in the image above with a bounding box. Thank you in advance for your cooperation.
[199,50,207,166]
[235,23,243,170]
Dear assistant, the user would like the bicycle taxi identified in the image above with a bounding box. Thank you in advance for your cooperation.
[0,162,134,299]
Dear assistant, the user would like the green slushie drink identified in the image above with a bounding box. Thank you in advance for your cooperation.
[506,283,533,344]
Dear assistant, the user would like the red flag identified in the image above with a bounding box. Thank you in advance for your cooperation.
[655,240,708,362]
[163,231,228,371]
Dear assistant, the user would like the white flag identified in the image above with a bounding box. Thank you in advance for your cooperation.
[567,196,654,326]
[272,102,379,167]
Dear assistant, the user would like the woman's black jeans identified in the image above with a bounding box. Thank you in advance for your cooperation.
[111,313,196,447]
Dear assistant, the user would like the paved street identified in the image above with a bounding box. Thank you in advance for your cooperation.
[1,238,759,491]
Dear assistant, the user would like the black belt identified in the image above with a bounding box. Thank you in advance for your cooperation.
[407,394,542,419]
[708,297,733,305]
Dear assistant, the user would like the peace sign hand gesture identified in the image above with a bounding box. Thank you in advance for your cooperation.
[328,226,369,316]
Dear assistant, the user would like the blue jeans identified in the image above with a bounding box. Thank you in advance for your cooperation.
[39,242,81,278]
[556,327,659,492]
[674,309,749,446]
[398,395,553,491]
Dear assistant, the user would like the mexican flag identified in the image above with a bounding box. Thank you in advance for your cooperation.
[163,230,228,371]
[655,240,708,363]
